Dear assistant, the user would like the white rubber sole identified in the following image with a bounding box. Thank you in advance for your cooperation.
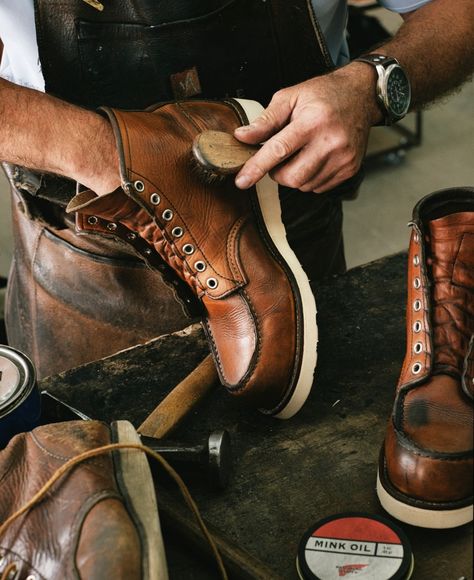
[114,420,169,579]
[377,471,473,529]
[235,99,318,420]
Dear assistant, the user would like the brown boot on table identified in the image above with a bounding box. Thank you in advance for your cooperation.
[67,99,317,419]
[0,421,168,579]
[377,187,474,528]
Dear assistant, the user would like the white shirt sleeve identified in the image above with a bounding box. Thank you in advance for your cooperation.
[378,0,433,14]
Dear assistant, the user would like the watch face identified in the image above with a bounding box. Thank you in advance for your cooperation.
[386,66,411,118]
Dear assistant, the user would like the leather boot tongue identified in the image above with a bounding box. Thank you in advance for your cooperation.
[428,211,474,377]
[66,187,136,220]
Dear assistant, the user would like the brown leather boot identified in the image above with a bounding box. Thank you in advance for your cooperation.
[67,99,317,419]
[0,421,168,579]
[377,187,474,528]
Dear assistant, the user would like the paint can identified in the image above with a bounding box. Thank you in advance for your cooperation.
[296,512,414,580]
[0,346,41,448]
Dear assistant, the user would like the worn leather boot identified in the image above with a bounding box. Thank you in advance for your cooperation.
[0,421,168,579]
[67,99,317,419]
[377,187,474,528]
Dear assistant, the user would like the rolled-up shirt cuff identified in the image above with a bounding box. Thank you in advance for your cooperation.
[378,0,433,14]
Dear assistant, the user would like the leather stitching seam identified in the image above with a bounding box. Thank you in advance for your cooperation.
[393,421,473,460]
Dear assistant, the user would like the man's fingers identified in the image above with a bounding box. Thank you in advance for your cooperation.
[235,124,305,189]
[234,92,292,144]
[269,144,329,190]
[301,163,357,194]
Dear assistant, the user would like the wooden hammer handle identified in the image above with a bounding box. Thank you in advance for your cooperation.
[138,354,219,439]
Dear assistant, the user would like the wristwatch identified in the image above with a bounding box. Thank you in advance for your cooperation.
[354,53,411,125]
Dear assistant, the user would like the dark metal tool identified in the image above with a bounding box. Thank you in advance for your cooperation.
[40,390,92,423]
[141,430,232,490]
[40,391,233,489]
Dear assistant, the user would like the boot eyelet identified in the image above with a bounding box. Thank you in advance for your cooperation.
[413,299,422,312]
[106,223,117,231]
[195,261,206,272]
[162,209,174,221]
[144,248,152,256]
[134,180,145,192]
[412,362,422,374]
[26,576,38,580]
[413,277,421,289]
[183,244,195,255]
[172,227,183,238]
[413,321,422,333]
[413,342,423,354]
[413,255,420,266]
[127,232,137,240]
[87,216,99,225]
[150,193,161,205]
[206,277,218,289]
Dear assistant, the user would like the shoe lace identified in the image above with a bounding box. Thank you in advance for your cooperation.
[0,444,227,580]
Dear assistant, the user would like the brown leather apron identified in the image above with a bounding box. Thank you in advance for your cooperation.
[5,0,351,377]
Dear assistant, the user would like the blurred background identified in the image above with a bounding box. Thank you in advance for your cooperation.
[0,6,473,315]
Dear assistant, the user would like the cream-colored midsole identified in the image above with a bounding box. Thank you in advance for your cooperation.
[115,420,169,579]
[234,99,318,419]
[377,472,473,529]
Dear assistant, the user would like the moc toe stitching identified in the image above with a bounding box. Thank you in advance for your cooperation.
[389,419,472,460]
[203,292,260,393]
[30,432,72,462]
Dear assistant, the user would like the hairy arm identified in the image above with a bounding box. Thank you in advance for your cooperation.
[0,75,120,195]
[234,0,474,193]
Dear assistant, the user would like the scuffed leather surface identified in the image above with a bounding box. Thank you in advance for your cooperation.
[383,188,474,504]
[68,100,304,413]
[0,422,142,579]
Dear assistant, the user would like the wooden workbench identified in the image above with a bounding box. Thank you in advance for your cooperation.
[41,252,473,579]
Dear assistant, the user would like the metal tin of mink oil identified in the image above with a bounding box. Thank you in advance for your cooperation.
[0,346,41,448]
[296,513,414,580]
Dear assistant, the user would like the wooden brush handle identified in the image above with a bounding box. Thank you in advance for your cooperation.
[193,130,259,175]
[138,354,219,439]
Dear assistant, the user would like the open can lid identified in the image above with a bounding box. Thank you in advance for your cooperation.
[297,512,414,580]
[0,346,36,416]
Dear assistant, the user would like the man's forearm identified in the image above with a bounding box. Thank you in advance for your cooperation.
[375,0,474,109]
[0,78,120,195]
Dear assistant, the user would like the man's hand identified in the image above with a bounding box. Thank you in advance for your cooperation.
[234,0,474,193]
[234,63,381,193]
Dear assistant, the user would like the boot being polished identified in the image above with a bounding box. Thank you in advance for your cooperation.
[377,187,474,528]
[67,100,318,419]
[0,421,168,579]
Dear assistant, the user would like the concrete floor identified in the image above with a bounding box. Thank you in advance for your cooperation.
[343,80,474,267]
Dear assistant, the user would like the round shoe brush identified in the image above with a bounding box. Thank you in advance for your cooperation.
[192,130,259,184]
